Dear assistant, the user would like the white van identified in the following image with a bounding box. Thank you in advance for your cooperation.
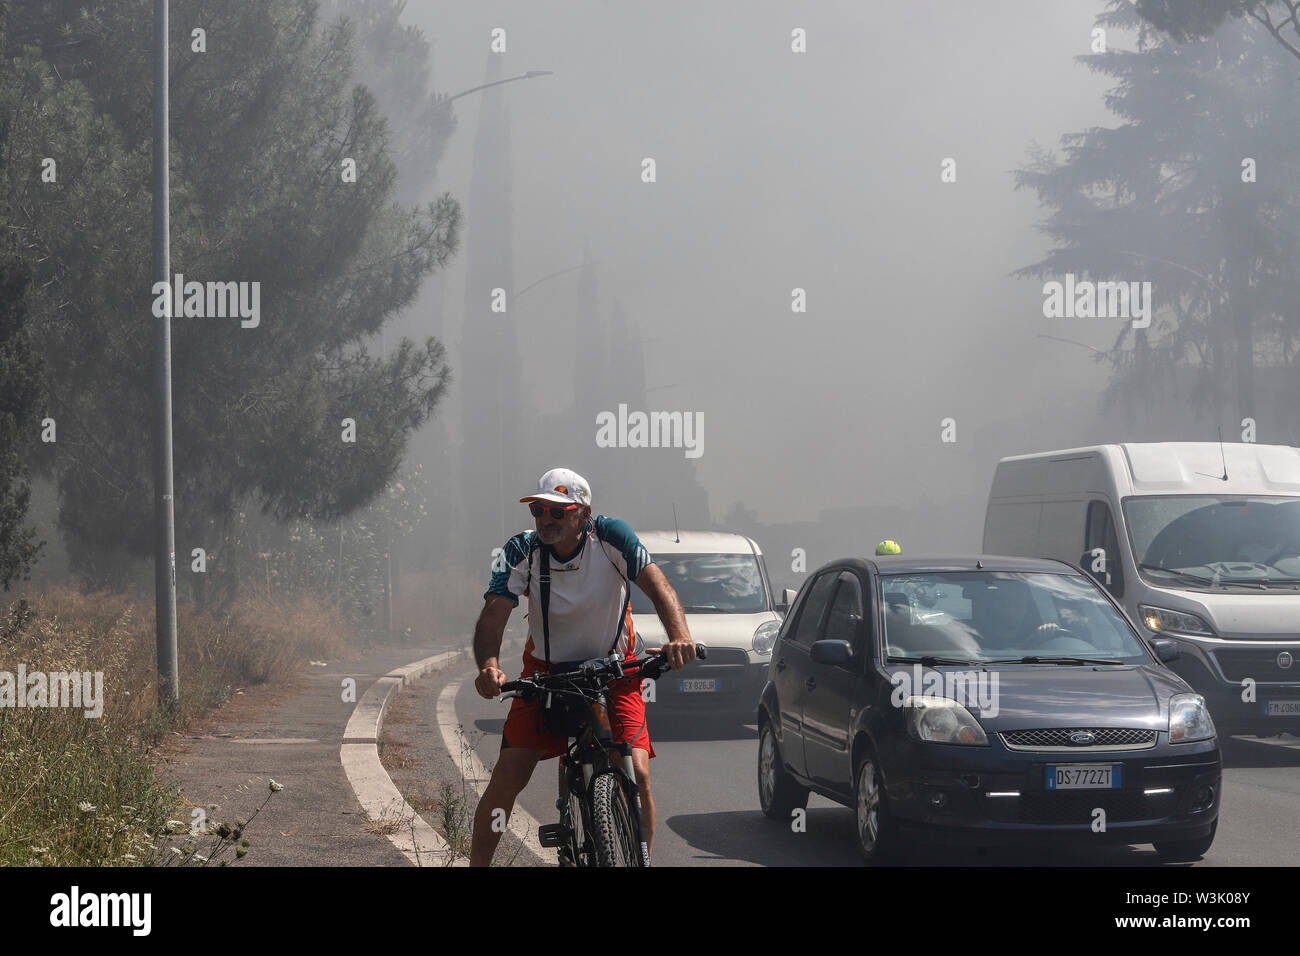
[984,442,1300,735]
[631,531,782,721]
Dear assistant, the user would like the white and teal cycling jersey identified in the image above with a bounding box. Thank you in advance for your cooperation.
[485,516,654,664]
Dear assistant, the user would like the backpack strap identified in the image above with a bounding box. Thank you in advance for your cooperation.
[593,518,635,657]
[539,545,553,668]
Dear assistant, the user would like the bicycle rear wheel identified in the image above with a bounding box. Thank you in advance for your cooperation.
[590,771,647,867]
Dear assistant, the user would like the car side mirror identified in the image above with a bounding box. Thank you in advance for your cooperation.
[780,588,798,611]
[1150,638,1179,664]
[811,639,853,667]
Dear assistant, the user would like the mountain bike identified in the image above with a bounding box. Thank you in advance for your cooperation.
[499,644,708,867]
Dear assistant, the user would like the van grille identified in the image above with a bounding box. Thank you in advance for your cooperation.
[1213,647,1300,683]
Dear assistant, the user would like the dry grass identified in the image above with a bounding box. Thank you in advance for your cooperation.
[0,586,350,865]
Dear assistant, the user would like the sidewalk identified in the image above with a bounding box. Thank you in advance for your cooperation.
[154,640,460,867]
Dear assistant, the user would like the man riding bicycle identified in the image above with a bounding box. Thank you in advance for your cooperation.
[469,467,697,867]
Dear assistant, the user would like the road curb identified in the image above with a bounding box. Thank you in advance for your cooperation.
[339,648,467,866]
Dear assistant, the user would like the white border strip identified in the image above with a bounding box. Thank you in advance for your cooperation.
[339,649,465,867]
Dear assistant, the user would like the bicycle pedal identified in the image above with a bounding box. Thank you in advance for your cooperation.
[537,823,570,848]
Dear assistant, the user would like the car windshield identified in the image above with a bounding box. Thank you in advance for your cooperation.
[1124,495,1300,588]
[880,571,1149,663]
[629,553,767,613]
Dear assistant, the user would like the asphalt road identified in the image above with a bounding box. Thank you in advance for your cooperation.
[448,674,1300,866]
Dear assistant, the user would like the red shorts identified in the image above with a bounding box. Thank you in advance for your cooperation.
[501,651,655,760]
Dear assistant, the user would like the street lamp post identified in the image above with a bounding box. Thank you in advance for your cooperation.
[152,0,179,710]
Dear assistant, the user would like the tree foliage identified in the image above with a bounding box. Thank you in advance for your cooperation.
[1137,0,1300,62]
[0,2,48,591]
[1015,0,1300,422]
[1,0,460,600]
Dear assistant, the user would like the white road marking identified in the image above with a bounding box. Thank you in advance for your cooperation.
[436,679,551,864]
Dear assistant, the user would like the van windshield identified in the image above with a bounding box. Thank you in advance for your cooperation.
[880,571,1149,662]
[1124,495,1300,588]
[629,553,767,613]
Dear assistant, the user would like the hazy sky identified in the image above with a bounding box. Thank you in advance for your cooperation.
[405,0,1125,531]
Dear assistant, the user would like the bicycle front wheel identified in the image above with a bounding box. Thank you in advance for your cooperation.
[590,771,648,867]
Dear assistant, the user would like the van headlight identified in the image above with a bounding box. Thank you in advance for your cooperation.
[904,696,988,746]
[752,620,781,655]
[1139,605,1215,637]
[1169,693,1215,743]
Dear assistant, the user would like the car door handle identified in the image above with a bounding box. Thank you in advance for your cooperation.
[775,658,786,671]
[805,676,816,691]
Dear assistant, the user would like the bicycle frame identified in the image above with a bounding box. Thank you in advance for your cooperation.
[502,647,707,866]
[550,679,649,867]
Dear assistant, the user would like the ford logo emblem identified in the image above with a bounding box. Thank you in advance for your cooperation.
[1279,652,1294,670]
[1069,731,1095,745]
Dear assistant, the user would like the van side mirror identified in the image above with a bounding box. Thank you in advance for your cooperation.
[1080,552,1115,591]
[780,588,798,610]
[1150,638,1179,664]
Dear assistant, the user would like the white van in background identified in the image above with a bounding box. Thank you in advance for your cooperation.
[984,442,1300,736]
[631,531,781,722]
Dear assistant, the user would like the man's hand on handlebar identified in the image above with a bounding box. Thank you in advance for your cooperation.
[649,638,697,671]
[475,664,508,699]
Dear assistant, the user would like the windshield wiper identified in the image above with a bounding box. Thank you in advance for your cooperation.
[887,655,983,666]
[1138,563,1214,587]
[984,656,1127,666]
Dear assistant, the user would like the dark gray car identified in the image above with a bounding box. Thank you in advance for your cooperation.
[757,555,1221,864]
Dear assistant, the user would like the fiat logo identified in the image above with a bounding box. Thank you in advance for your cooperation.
[1279,652,1294,670]
[1069,731,1096,745]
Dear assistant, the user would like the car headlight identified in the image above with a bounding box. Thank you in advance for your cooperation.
[1139,604,1216,637]
[752,620,781,655]
[1169,693,1215,743]
[904,696,988,746]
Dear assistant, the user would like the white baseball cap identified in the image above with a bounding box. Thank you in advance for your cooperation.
[520,467,592,507]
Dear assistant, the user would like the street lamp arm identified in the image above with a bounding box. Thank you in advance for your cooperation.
[514,261,592,301]
[441,71,554,105]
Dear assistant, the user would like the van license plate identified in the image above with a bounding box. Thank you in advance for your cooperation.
[1046,764,1122,790]
[1264,700,1300,716]
[680,679,717,693]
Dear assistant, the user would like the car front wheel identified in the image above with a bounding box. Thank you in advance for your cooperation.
[758,719,808,820]
[854,751,898,864]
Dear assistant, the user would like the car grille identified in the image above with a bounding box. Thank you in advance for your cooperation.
[1017,790,1162,824]
[1001,728,1156,752]
[1213,647,1300,683]
[693,646,750,667]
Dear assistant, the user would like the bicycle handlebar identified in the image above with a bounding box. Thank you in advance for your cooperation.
[499,644,708,700]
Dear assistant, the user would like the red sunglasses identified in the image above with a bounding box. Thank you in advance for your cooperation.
[529,502,580,520]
